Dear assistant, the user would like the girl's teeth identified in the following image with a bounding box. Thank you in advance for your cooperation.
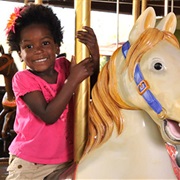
[36,58,46,62]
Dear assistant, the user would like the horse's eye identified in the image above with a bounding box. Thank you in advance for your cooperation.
[0,57,7,64]
[154,62,162,70]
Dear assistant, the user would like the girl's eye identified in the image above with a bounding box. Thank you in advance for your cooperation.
[154,62,163,70]
[25,44,33,49]
[43,41,50,46]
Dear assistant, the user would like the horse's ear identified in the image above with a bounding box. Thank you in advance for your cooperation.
[0,45,5,55]
[129,7,156,44]
[156,12,177,33]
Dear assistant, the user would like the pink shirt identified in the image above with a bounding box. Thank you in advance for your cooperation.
[9,57,74,164]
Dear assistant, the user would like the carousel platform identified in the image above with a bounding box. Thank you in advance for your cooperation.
[0,157,8,180]
[0,86,9,180]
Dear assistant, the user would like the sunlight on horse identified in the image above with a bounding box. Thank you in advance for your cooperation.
[75,7,180,179]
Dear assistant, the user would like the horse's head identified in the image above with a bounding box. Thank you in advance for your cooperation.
[117,7,180,145]
[0,45,15,76]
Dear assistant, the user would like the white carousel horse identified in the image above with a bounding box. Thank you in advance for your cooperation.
[74,7,180,179]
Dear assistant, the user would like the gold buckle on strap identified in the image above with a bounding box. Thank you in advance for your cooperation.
[137,80,150,95]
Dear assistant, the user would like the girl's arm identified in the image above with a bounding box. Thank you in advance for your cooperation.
[22,56,94,124]
[21,26,99,124]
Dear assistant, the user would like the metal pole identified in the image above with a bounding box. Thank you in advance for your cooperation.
[116,0,119,48]
[164,0,168,16]
[24,0,28,4]
[141,0,147,13]
[22,0,43,70]
[74,0,91,162]
[171,0,174,12]
[132,0,140,23]
[34,0,42,4]
[22,0,30,69]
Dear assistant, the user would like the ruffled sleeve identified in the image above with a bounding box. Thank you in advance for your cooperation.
[12,70,42,98]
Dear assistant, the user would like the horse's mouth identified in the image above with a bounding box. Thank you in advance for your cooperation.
[164,119,180,142]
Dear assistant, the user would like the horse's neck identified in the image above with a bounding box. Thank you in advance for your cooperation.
[4,77,14,101]
[120,109,161,142]
[76,109,175,179]
[102,109,170,166]
[4,63,18,101]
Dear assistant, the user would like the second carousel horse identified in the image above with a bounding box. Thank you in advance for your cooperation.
[0,45,17,151]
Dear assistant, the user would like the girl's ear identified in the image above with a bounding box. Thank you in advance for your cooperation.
[18,51,23,62]
[56,45,60,55]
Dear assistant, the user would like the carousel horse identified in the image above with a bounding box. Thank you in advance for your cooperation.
[0,45,17,151]
[73,7,180,179]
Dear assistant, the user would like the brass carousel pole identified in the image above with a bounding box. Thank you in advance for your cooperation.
[74,0,91,163]
[22,0,42,70]
[34,0,42,4]
[22,0,30,70]
[141,0,147,13]
[24,0,28,4]
[132,0,140,23]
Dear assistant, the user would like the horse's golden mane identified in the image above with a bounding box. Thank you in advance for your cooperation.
[83,28,179,155]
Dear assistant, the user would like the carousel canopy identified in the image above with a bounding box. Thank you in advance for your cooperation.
[3,0,180,16]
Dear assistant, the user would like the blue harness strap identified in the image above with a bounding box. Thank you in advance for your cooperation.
[122,41,163,115]
[134,64,162,114]
[122,41,130,58]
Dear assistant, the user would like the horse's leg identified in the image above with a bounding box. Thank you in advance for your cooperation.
[2,109,16,152]
[0,109,8,121]
[2,109,15,138]
[0,109,8,136]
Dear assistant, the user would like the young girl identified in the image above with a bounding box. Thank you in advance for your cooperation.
[5,4,99,180]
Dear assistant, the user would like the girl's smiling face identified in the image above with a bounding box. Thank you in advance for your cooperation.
[19,23,59,73]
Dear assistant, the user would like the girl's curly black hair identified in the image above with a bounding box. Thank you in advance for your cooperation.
[7,4,63,52]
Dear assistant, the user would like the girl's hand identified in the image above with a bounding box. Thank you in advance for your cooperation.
[68,56,94,85]
[76,26,99,72]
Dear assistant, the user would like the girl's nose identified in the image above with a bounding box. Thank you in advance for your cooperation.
[34,45,43,53]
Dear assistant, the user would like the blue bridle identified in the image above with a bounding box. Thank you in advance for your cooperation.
[122,41,163,115]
